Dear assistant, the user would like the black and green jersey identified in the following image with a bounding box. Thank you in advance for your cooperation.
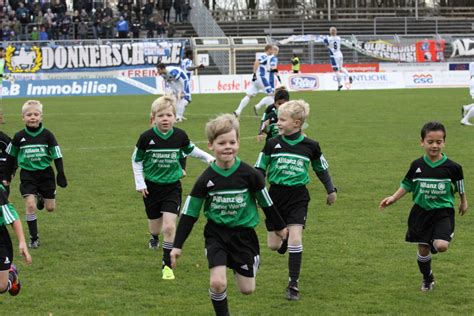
[181,157,273,228]
[132,126,195,184]
[7,124,62,171]
[401,154,464,211]
[255,133,328,186]
[0,184,19,227]
[259,104,278,140]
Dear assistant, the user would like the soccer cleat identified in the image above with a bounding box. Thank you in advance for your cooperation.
[337,85,343,91]
[148,236,159,250]
[286,285,300,300]
[461,119,473,126]
[8,264,21,296]
[36,194,44,210]
[253,106,259,117]
[28,237,40,249]
[461,106,465,119]
[176,117,183,123]
[349,76,353,84]
[162,266,175,280]
[277,239,288,255]
[421,274,435,292]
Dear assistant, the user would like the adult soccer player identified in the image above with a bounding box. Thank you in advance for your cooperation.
[323,27,352,91]
[180,49,204,80]
[233,44,274,117]
[254,45,281,115]
[460,62,474,126]
[156,63,191,122]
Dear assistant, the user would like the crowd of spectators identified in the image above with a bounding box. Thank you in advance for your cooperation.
[0,0,191,41]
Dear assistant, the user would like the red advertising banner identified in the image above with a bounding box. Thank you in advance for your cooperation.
[278,63,380,73]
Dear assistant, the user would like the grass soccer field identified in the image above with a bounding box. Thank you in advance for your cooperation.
[0,88,473,315]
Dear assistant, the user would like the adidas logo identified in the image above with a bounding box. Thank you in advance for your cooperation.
[20,138,26,142]
[240,264,249,271]
[149,140,155,145]
[4,257,10,264]
[274,143,282,149]
[415,168,422,173]
[206,180,215,188]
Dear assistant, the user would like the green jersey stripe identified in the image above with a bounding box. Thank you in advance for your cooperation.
[19,144,48,149]
[145,148,180,153]
[412,178,451,182]
[209,188,249,196]
[260,188,273,206]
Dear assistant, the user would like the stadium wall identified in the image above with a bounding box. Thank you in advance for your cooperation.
[1,68,470,98]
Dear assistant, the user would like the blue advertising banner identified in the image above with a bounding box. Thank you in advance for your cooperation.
[4,40,186,74]
[1,77,161,98]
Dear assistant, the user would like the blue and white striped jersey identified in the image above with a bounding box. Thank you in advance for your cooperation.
[181,58,193,80]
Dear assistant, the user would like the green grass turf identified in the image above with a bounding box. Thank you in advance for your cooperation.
[0,88,473,315]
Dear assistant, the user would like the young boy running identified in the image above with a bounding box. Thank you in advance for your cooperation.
[257,87,289,142]
[3,100,67,249]
[132,95,214,280]
[0,184,32,296]
[170,114,287,316]
[255,100,337,300]
[380,121,468,291]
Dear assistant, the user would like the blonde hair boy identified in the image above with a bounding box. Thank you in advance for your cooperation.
[22,100,43,115]
[206,114,240,144]
[278,100,310,125]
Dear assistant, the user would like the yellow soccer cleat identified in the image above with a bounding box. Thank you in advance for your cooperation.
[162,266,175,280]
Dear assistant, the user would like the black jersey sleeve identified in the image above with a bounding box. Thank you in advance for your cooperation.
[450,162,465,194]
[401,160,417,191]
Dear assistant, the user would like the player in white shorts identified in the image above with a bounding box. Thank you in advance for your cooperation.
[460,61,474,126]
[254,46,281,115]
[234,44,274,117]
[156,63,191,122]
[323,27,352,91]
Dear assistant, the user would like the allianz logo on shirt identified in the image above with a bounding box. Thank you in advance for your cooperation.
[213,194,245,204]
[420,182,446,190]
[277,156,304,167]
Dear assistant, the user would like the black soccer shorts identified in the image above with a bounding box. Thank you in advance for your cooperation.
[0,226,13,271]
[204,221,260,278]
[266,184,310,231]
[405,205,455,244]
[20,167,56,199]
[143,180,182,219]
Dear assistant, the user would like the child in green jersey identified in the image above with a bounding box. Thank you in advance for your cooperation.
[171,114,287,316]
[132,95,213,280]
[380,121,468,292]
[255,100,337,301]
[3,100,67,249]
[0,184,32,296]
[256,86,289,142]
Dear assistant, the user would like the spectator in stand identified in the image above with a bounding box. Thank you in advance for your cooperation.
[103,4,113,18]
[116,15,129,38]
[162,0,171,23]
[72,10,80,38]
[77,19,88,39]
[16,2,29,38]
[145,16,154,38]
[131,19,140,38]
[39,25,48,40]
[91,8,103,39]
[49,13,59,40]
[102,15,114,39]
[174,0,183,23]
[59,12,71,40]
[80,8,89,22]
[30,25,39,40]
[12,16,22,40]
[52,0,66,17]
[142,0,154,23]
[182,1,191,22]
[156,20,165,38]
[122,4,132,22]
[166,22,175,37]
[33,10,45,26]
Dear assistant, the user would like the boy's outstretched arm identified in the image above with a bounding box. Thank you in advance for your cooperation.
[459,193,468,216]
[54,158,67,188]
[11,220,32,264]
[170,214,198,269]
[379,188,408,209]
[316,170,337,205]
